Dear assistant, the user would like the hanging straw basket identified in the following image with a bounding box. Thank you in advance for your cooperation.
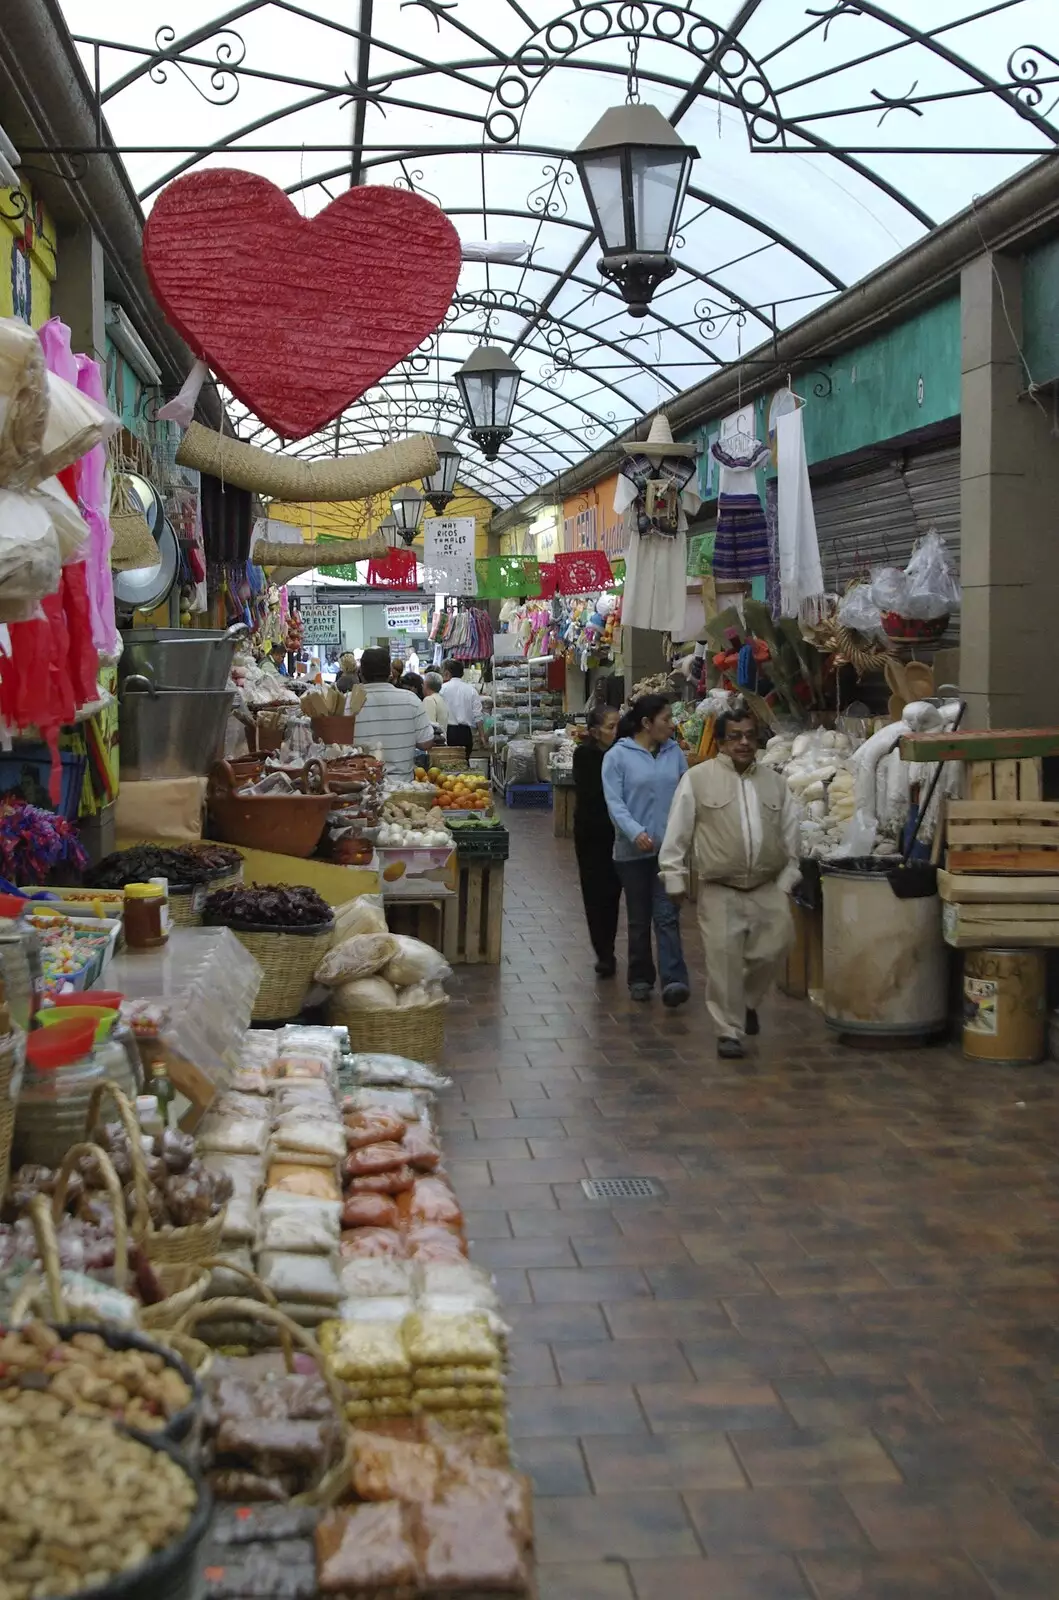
[0,1030,17,1201]
[110,472,161,572]
[225,917,336,1022]
[84,1082,227,1266]
[174,1296,352,1507]
[176,421,438,503]
[328,998,448,1064]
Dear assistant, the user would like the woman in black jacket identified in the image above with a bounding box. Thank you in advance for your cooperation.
[572,704,622,978]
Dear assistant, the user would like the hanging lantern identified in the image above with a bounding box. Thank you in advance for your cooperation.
[573,102,697,318]
[378,511,399,545]
[455,345,521,459]
[422,434,461,514]
[390,485,425,544]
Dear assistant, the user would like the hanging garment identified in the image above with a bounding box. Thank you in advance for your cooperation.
[764,479,781,619]
[711,435,770,583]
[776,404,825,620]
[614,464,700,635]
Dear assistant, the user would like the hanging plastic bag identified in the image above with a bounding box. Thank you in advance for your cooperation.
[836,583,885,639]
[869,565,910,615]
[902,530,961,619]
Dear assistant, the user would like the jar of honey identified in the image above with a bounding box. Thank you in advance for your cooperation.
[123,882,169,949]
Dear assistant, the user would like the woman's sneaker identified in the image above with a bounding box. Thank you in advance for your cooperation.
[629,982,653,1002]
[662,983,690,1008]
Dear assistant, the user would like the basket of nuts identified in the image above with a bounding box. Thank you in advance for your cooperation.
[0,1401,211,1600]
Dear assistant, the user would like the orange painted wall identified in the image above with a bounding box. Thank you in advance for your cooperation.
[561,471,625,557]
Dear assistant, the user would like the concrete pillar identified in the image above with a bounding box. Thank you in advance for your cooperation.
[623,626,668,695]
[50,225,106,365]
[959,252,1059,727]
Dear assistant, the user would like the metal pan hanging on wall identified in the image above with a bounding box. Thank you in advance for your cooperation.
[113,515,179,616]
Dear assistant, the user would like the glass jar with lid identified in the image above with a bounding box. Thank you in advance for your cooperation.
[14,1018,107,1168]
[123,883,169,950]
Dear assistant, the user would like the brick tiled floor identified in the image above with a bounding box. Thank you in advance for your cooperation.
[442,809,1059,1600]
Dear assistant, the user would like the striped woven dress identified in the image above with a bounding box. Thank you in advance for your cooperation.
[711,435,771,582]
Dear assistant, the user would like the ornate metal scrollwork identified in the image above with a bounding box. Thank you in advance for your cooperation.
[399,0,458,27]
[392,167,442,207]
[805,4,863,44]
[485,2,783,152]
[150,25,246,106]
[870,81,923,126]
[1007,45,1059,119]
[694,298,748,340]
[526,162,575,220]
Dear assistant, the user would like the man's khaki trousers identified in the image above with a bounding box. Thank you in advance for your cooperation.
[695,879,794,1039]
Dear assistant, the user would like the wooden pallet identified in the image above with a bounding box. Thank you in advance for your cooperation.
[946,800,1059,873]
[453,859,504,964]
[553,783,575,840]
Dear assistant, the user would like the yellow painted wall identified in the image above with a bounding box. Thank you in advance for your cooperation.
[0,183,57,329]
[270,480,494,558]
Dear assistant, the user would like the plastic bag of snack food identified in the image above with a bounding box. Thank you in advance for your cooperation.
[201,1153,264,1244]
[382,935,452,989]
[314,933,398,988]
[347,1165,415,1196]
[266,1164,341,1205]
[258,1208,341,1257]
[402,1311,501,1370]
[319,1319,409,1380]
[351,1431,442,1503]
[343,1110,407,1149]
[335,894,388,938]
[343,1087,421,1123]
[417,1384,505,1411]
[331,976,399,1012]
[404,1223,467,1263]
[338,1295,414,1325]
[417,1261,498,1308]
[214,1090,273,1119]
[258,1251,342,1306]
[342,1141,408,1178]
[417,1488,529,1593]
[258,1190,342,1230]
[339,1194,401,1232]
[231,1068,274,1096]
[400,1176,462,1226]
[198,1114,270,1157]
[270,1121,347,1164]
[401,1122,441,1172]
[349,1053,451,1091]
[414,1363,498,1389]
[273,1080,335,1108]
[277,1054,333,1080]
[338,1256,414,1299]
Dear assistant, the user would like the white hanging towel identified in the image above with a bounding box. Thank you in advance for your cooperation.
[776,403,825,621]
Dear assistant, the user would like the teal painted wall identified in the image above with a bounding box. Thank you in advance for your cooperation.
[1023,236,1059,387]
[683,295,961,481]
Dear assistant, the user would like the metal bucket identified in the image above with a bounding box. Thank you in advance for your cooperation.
[119,678,235,780]
[119,625,246,691]
[821,858,948,1038]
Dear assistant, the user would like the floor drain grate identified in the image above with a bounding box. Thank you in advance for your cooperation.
[580,1176,666,1201]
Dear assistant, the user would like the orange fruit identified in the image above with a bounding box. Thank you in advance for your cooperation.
[382,860,407,881]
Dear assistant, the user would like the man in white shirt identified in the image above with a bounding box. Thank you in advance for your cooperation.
[440,661,484,758]
[660,704,800,1059]
[353,648,435,781]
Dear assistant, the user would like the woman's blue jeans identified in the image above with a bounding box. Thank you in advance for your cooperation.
[615,855,688,991]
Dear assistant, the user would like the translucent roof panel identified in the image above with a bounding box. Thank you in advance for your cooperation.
[55,0,1059,504]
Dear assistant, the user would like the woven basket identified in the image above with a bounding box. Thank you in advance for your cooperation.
[227,918,335,1022]
[0,1032,17,1201]
[84,1081,227,1266]
[169,864,244,928]
[329,998,447,1064]
[174,1295,352,1507]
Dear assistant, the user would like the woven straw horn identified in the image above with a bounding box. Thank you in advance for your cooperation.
[251,528,390,570]
[176,423,439,502]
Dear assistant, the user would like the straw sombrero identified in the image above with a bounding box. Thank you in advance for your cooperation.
[624,412,697,460]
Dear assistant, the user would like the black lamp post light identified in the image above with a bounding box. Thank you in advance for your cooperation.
[573,101,698,318]
[455,345,522,460]
[421,434,461,514]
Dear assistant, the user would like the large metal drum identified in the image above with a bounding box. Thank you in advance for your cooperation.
[821,860,948,1038]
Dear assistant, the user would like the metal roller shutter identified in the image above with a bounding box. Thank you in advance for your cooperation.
[809,441,961,640]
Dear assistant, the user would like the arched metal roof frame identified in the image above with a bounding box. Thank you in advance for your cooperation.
[48,0,1059,504]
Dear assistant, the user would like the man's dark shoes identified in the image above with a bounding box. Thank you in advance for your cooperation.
[745,1008,760,1036]
[718,1036,745,1059]
[595,958,617,978]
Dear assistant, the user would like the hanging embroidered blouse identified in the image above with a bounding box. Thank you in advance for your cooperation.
[615,451,698,538]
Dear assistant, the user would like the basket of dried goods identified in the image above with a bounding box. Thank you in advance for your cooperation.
[0,1402,212,1600]
[84,1082,230,1266]
[202,884,336,1022]
[176,1296,351,1506]
[86,842,245,926]
[206,759,335,858]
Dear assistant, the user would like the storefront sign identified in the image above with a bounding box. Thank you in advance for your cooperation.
[297,603,341,644]
[423,516,476,595]
[385,602,427,631]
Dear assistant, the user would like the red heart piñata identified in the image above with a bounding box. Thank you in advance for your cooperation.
[143,170,462,440]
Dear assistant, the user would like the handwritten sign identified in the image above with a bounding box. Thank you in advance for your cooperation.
[423,516,477,596]
[297,604,341,644]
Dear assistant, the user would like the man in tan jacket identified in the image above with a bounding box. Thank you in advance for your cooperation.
[660,703,801,1058]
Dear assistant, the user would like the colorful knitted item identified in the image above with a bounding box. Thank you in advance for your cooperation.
[713,493,769,582]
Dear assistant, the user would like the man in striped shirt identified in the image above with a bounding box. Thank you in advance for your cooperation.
[353,648,435,781]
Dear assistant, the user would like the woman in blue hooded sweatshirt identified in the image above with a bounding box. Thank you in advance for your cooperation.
[601,693,690,1005]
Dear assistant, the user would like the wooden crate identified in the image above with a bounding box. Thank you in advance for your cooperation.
[900,727,1059,764]
[946,800,1059,873]
[942,900,1059,948]
[385,892,455,956]
[553,783,575,840]
[966,757,1042,801]
[779,900,823,999]
[453,859,504,964]
[938,869,1059,904]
